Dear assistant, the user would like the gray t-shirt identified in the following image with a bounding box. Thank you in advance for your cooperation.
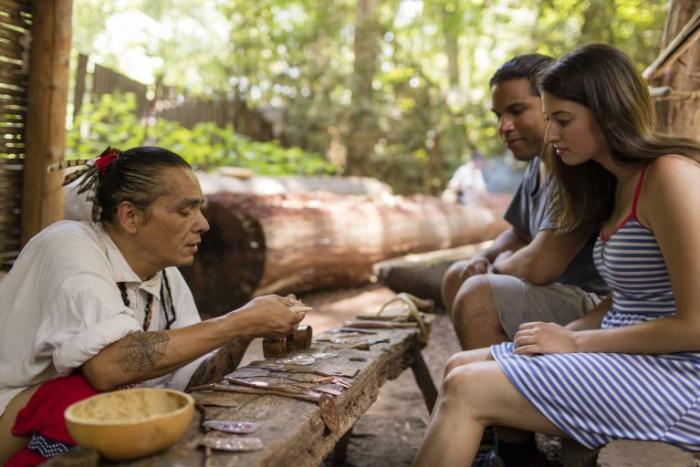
[504,157,608,295]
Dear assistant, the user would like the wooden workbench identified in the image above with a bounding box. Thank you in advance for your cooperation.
[47,326,436,467]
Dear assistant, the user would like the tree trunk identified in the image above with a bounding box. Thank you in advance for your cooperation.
[442,3,461,89]
[72,53,88,122]
[22,0,73,244]
[652,0,700,137]
[180,192,509,316]
[344,0,381,176]
[63,173,395,221]
[579,0,614,44]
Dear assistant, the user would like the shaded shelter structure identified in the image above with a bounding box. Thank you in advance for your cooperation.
[0,1,72,269]
[0,1,32,268]
[647,1,700,137]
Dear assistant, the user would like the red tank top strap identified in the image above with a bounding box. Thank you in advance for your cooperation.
[630,163,649,220]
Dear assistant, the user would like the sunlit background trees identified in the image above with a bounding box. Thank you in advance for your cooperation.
[70,0,668,193]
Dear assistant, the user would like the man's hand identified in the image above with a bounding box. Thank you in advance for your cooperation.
[84,295,310,391]
[187,294,311,390]
[234,294,308,338]
[513,322,579,355]
[457,256,493,281]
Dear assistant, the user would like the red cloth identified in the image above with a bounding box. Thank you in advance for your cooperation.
[6,373,98,467]
[95,147,119,175]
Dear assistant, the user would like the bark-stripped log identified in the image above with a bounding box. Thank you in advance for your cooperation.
[64,172,393,221]
[180,192,509,315]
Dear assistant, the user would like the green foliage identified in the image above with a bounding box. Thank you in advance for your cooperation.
[67,93,336,176]
[67,94,146,157]
[533,0,667,69]
[72,0,670,193]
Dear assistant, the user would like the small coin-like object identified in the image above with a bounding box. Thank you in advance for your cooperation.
[276,355,316,366]
[200,435,264,452]
[227,367,270,378]
[203,420,257,434]
[311,352,338,360]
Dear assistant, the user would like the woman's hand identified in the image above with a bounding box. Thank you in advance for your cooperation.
[513,322,579,355]
[234,294,308,338]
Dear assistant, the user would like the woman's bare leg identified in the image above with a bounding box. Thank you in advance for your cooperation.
[443,348,536,443]
[443,347,493,379]
[430,347,492,419]
[415,360,565,467]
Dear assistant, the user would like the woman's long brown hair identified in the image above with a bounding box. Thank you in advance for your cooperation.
[540,44,700,231]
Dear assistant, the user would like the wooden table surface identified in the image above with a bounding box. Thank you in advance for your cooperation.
[48,326,433,467]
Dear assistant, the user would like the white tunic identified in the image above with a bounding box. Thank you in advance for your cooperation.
[0,221,208,417]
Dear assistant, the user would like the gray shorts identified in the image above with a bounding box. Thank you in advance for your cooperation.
[485,274,601,339]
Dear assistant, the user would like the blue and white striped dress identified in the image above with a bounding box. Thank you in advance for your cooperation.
[491,166,700,450]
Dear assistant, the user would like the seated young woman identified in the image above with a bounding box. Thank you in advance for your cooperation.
[0,146,309,465]
[415,44,700,467]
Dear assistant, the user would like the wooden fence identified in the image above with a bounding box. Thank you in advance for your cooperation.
[92,62,149,118]
[73,54,274,140]
[0,2,32,269]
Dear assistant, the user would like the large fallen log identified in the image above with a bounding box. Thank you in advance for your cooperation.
[197,171,394,198]
[63,172,393,221]
[373,243,490,309]
[180,192,508,316]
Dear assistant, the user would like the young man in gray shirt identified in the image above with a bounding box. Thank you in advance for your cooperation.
[442,54,608,352]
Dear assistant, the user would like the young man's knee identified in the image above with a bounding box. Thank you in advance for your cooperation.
[442,261,467,309]
[445,260,467,283]
[453,275,497,320]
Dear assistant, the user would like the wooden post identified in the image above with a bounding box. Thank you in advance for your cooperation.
[650,0,700,137]
[21,0,73,244]
[72,53,88,122]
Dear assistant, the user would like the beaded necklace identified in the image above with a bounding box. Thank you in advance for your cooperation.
[118,282,154,331]
[116,272,176,331]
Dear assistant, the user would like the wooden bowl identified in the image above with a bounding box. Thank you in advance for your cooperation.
[64,387,194,461]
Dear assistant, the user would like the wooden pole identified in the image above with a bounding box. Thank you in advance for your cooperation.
[72,53,88,122]
[651,0,700,137]
[21,0,73,244]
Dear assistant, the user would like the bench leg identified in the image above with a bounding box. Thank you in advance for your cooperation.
[326,427,352,466]
[410,345,438,413]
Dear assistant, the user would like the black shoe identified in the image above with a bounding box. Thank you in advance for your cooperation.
[472,451,505,467]
[473,450,552,467]
[477,426,496,453]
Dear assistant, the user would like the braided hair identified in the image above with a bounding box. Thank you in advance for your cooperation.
[50,146,191,223]
[50,146,191,328]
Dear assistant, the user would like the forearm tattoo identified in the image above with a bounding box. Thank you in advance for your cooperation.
[187,337,252,389]
[118,331,170,372]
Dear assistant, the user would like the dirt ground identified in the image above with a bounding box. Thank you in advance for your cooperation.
[239,283,700,467]
[239,283,461,467]
[259,284,568,467]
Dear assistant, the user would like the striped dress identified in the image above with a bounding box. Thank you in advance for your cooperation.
[491,165,700,450]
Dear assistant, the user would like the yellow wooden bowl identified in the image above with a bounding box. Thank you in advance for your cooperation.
[64,387,194,461]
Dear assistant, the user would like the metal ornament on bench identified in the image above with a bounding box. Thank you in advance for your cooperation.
[203,420,257,434]
[200,434,264,452]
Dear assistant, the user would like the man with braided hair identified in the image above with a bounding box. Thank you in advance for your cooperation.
[0,147,308,465]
